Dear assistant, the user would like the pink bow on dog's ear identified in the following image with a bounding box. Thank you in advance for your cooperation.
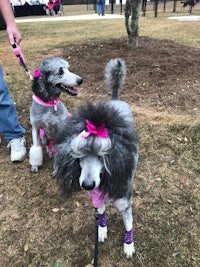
[33,69,41,78]
[79,119,108,138]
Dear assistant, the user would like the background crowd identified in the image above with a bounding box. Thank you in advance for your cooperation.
[10,0,47,5]
[10,0,62,16]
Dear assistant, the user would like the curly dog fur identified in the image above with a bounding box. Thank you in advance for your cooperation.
[29,57,83,173]
[53,58,139,258]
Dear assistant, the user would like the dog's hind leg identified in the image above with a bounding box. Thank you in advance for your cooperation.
[114,198,135,258]
[29,126,43,173]
[97,205,108,242]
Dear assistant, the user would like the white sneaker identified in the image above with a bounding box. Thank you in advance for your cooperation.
[7,136,26,162]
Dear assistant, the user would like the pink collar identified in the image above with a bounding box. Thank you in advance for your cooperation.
[33,95,60,111]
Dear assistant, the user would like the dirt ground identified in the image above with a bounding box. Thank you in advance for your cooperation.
[0,36,200,267]
[63,36,200,115]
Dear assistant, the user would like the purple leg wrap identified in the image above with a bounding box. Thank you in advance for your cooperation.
[99,212,107,227]
[124,229,133,244]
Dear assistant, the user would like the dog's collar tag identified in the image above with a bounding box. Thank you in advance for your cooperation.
[33,95,60,111]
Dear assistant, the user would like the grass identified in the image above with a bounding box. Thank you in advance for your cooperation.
[0,4,200,267]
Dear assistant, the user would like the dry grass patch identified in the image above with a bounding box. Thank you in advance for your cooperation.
[0,10,200,267]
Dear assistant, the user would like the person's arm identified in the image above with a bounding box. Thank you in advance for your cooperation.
[0,0,22,45]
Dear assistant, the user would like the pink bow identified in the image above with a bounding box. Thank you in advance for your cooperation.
[79,119,108,138]
[33,69,41,78]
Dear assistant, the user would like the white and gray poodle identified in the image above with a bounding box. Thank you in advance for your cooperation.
[53,58,139,258]
[29,57,83,173]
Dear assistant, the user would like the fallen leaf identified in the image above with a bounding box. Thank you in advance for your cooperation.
[24,244,29,252]
[52,208,60,212]
[155,178,162,182]
[167,199,172,204]
[172,251,180,257]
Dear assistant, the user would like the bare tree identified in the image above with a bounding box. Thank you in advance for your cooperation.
[125,0,140,48]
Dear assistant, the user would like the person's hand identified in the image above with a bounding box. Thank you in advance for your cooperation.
[6,24,22,45]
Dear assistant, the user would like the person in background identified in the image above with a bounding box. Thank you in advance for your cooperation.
[96,0,106,16]
[45,0,55,15]
[10,0,22,7]
[53,0,61,16]
[0,0,26,162]
[29,0,41,5]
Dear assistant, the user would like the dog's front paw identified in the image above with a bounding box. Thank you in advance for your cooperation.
[124,242,135,258]
[30,165,39,173]
[98,225,107,242]
[29,145,43,173]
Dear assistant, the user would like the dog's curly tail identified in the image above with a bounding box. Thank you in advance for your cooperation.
[104,58,126,100]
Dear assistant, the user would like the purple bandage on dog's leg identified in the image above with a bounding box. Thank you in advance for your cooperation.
[99,212,107,227]
[124,229,133,244]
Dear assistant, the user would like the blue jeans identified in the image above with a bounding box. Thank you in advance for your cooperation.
[53,5,60,15]
[97,0,105,15]
[0,65,26,142]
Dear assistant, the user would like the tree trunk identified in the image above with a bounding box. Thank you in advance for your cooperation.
[125,0,140,48]
[173,0,177,13]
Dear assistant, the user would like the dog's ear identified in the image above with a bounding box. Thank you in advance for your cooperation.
[54,141,81,198]
[31,73,50,101]
[100,126,138,199]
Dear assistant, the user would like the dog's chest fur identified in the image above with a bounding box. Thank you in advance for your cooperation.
[30,101,68,131]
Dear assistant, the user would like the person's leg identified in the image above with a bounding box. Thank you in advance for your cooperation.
[53,6,57,15]
[101,0,106,15]
[54,5,59,15]
[57,5,61,15]
[0,65,25,141]
[46,8,50,15]
[0,65,26,162]
[97,0,101,15]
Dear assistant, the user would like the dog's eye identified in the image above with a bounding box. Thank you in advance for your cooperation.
[58,68,64,75]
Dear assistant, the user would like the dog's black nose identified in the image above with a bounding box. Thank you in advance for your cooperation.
[78,78,83,85]
[82,181,95,191]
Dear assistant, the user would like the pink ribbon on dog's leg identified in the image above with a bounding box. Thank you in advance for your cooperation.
[39,129,56,154]
[39,129,45,138]
[48,140,56,154]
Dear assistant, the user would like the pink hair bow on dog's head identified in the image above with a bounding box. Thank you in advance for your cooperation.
[79,119,108,138]
[33,69,41,78]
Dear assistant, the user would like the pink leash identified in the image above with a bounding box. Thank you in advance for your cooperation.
[11,43,33,80]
